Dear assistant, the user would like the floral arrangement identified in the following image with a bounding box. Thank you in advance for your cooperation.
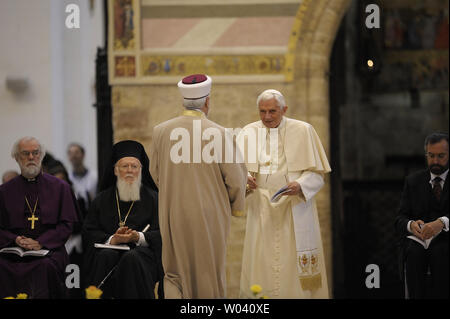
[3,293,28,299]
[85,286,103,299]
[250,284,269,299]
[3,287,104,299]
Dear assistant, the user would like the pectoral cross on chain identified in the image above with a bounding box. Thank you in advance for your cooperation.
[25,196,39,230]
[28,214,39,230]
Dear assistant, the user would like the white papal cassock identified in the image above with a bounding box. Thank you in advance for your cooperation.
[238,116,331,298]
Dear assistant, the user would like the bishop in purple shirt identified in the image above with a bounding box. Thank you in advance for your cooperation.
[0,137,79,298]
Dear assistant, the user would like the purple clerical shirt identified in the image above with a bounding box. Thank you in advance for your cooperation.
[0,172,79,249]
[0,172,79,298]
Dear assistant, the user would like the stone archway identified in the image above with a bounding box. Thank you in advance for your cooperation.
[289,0,352,298]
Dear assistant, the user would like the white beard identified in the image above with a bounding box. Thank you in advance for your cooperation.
[116,173,141,202]
[21,163,41,179]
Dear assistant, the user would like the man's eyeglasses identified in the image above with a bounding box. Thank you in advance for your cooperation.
[19,150,41,158]
[116,164,141,172]
[425,152,448,160]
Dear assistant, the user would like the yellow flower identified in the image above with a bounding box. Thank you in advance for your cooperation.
[85,286,103,299]
[250,284,262,295]
[261,295,269,299]
[3,296,15,299]
[16,293,28,299]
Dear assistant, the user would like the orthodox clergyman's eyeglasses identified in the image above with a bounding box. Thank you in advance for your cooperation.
[117,164,141,172]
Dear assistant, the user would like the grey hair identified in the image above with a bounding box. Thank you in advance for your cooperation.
[424,132,449,152]
[256,89,286,110]
[183,97,207,110]
[11,136,46,160]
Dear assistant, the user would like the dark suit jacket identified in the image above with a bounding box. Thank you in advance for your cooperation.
[394,169,449,279]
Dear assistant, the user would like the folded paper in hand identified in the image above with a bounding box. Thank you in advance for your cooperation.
[407,235,433,249]
[270,185,289,203]
[94,243,130,251]
[0,246,49,257]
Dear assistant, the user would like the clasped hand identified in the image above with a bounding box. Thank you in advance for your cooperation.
[110,226,139,245]
[411,219,444,241]
[16,236,42,251]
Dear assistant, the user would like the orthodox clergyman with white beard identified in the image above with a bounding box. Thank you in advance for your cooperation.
[0,136,79,298]
[82,140,163,299]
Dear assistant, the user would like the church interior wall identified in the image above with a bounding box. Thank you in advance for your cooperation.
[333,0,448,298]
[340,0,449,181]
[0,0,103,179]
[0,0,55,175]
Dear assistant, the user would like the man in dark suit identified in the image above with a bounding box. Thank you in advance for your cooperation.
[395,132,449,299]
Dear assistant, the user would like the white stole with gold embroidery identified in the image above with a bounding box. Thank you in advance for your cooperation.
[289,171,324,291]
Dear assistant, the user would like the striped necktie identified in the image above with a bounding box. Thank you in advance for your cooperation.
[432,177,442,201]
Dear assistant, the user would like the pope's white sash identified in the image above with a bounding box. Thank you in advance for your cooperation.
[288,172,322,291]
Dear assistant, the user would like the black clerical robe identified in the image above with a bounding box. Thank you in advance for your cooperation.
[82,185,163,299]
[0,173,79,299]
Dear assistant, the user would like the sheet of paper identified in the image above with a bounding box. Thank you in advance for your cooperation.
[94,243,130,251]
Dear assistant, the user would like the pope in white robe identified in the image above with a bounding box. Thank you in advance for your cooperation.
[238,89,331,299]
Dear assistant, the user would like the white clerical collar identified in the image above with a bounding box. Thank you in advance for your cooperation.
[429,169,448,185]
[277,116,286,129]
[21,174,38,182]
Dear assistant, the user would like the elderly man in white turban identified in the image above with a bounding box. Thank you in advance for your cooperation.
[238,89,331,299]
[150,74,247,298]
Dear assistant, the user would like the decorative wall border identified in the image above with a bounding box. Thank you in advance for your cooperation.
[108,0,310,84]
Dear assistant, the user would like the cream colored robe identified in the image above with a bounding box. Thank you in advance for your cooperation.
[150,110,247,299]
[238,117,331,299]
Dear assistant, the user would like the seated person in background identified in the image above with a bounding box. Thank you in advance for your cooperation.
[44,155,86,298]
[67,143,97,209]
[43,154,87,224]
[82,140,163,299]
[2,170,19,184]
[395,132,449,299]
[0,136,79,298]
